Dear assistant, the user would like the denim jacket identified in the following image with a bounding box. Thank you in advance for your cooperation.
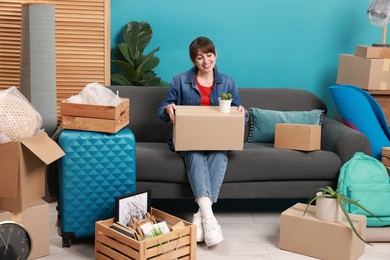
[157,67,248,151]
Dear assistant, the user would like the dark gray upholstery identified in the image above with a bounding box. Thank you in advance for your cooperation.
[110,86,372,200]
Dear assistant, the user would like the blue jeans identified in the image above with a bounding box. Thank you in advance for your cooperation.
[179,151,228,203]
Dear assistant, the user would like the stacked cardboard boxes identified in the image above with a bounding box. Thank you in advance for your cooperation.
[0,132,65,259]
[337,45,390,90]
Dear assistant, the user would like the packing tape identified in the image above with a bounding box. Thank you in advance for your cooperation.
[380,82,388,90]
[383,59,390,71]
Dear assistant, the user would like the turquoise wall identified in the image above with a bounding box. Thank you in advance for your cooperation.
[111,0,380,114]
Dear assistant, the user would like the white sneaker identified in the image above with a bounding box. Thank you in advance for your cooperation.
[192,213,205,242]
[203,216,223,247]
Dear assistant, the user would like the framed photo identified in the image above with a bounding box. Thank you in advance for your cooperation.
[115,189,151,227]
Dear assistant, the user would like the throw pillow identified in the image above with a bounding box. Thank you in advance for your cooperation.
[247,108,324,143]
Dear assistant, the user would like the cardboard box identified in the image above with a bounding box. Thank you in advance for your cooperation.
[355,45,390,59]
[382,156,390,167]
[274,124,321,151]
[382,147,390,158]
[61,98,130,133]
[336,54,390,90]
[173,106,245,151]
[95,208,197,260]
[0,200,50,259]
[0,132,64,212]
[0,210,12,222]
[279,203,366,260]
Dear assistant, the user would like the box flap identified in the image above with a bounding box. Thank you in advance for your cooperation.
[0,142,20,198]
[21,132,65,165]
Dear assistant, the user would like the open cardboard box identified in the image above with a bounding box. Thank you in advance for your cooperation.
[0,132,64,212]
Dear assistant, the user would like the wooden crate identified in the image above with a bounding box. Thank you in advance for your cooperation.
[61,98,129,133]
[95,208,197,260]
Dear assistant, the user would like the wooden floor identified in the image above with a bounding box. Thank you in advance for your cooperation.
[42,199,390,260]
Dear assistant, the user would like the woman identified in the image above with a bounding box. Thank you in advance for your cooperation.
[157,36,246,247]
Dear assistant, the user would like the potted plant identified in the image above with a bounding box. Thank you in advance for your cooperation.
[219,92,233,113]
[304,182,382,245]
[111,21,168,86]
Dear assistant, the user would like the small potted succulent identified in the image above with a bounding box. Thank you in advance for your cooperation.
[304,182,382,245]
[219,92,233,113]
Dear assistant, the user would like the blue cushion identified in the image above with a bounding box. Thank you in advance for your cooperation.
[247,108,323,143]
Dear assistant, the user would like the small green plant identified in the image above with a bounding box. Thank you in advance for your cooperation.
[220,92,232,100]
[142,226,165,240]
[304,182,382,245]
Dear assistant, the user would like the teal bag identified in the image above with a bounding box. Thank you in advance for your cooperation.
[338,152,390,227]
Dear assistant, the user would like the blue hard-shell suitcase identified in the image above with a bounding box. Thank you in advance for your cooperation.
[57,128,136,247]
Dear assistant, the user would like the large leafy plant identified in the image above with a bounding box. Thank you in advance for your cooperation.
[111,21,168,86]
[304,182,382,245]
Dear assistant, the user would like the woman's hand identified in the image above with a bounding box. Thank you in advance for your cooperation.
[238,105,245,115]
[165,103,177,123]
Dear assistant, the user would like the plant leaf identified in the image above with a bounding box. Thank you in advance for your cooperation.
[123,21,152,61]
[112,60,138,80]
[136,48,160,75]
[141,72,162,86]
[341,196,383,222]
[117,42,133,66]
[303,192,336,216]
[337,199,372,246]
[111,74,130,85]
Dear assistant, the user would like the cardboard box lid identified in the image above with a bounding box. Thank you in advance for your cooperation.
[20,131,65,165]
[0,132,65,198]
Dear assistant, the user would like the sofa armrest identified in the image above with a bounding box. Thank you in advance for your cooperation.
[321,116,371,164]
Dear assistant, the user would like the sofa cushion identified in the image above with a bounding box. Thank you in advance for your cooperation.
[224,143,342,182]
[247,108,323,143]
[135,142,188,183]
[135,142,341,184]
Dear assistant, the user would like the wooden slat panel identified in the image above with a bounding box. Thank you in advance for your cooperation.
[0,0,110,126]
[0,0,21,89]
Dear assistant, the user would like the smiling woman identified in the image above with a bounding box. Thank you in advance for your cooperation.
[156,36,247,247]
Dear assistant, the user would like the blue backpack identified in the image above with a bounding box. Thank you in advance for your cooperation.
[338,152,390,227]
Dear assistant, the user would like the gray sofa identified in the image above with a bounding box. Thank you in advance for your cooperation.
[109,86,371,200]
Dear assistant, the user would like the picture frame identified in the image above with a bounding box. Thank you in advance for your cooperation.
[115,189,151,227]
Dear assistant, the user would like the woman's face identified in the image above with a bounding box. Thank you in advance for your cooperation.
[194,50,216,74]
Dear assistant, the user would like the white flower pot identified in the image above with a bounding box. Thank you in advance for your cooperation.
[315,193,342,222]
[219,99,232,113]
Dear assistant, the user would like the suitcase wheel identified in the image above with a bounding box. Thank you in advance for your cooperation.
[62,236,72,248]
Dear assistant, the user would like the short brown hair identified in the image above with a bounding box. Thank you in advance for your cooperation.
[189,37,216,63]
